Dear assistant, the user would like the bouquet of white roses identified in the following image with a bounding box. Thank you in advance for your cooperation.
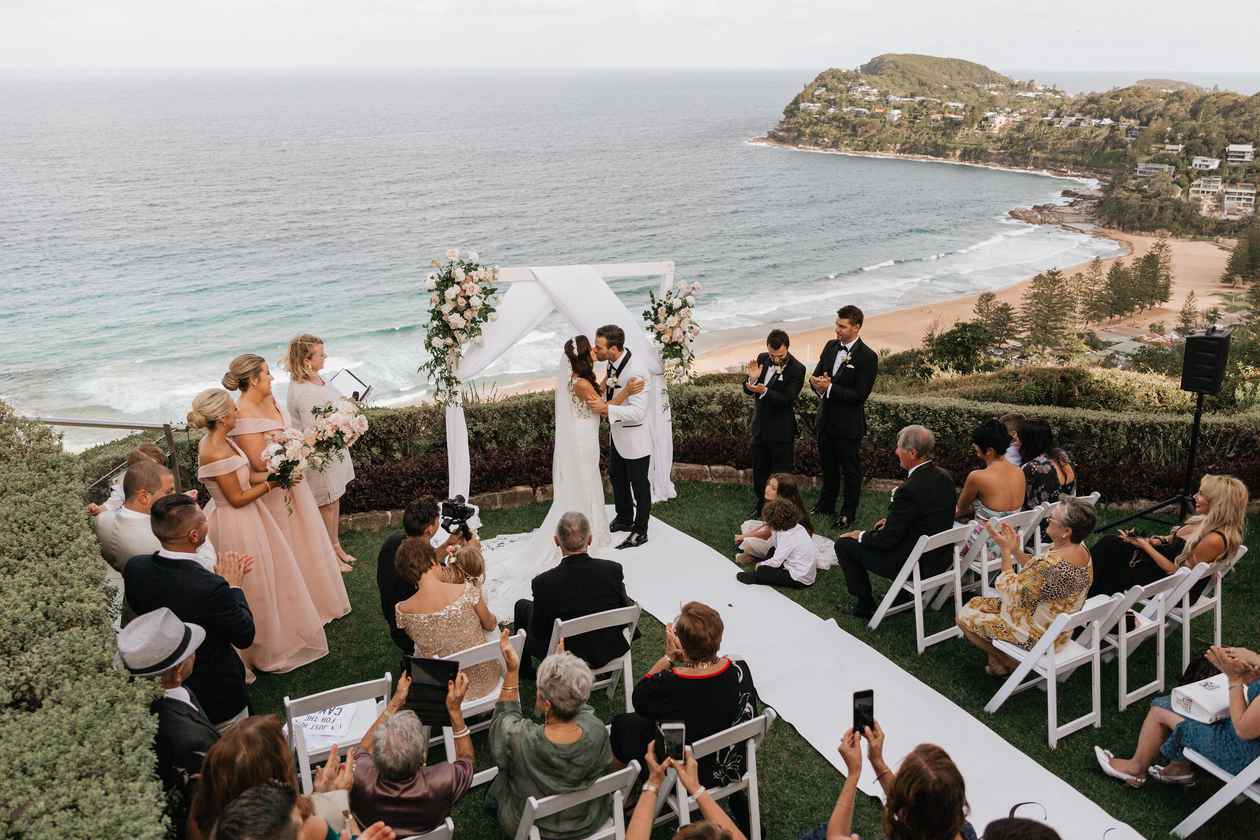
[642,279,702,384]
[308,398,369,469]
[419,248,501,405]
[263,428,311,511]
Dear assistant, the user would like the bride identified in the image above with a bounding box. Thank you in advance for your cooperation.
[479,335,644,616]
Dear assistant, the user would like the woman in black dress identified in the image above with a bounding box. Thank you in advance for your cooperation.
[1018,418,1076,510]
[1088,474,1247,597]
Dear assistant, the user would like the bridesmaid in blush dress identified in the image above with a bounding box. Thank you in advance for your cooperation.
[222,354,351,624]
[188,388,328,673]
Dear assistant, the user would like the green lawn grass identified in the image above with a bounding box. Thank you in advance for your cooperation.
[249,482,1260,839]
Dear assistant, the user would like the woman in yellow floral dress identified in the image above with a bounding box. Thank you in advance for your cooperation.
[957,499,1096,677]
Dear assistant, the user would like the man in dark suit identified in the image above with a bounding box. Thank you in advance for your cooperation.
[810,304,879,529]
[377,496,467,653]
[514,511,634,677]
[833,425,958,618]
[743,328,807,516]
[123,494,255,728]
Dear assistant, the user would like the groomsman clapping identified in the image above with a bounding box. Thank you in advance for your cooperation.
[743,329,805,517]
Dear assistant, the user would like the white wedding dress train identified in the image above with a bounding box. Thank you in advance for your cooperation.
[480,372,611,618]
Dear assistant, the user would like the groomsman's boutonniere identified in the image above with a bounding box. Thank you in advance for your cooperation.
[772,363,784,378]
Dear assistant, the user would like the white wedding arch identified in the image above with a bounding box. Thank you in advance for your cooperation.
[444,262,679,505]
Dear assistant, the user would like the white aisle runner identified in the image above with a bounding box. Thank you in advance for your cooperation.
[611,514,1141,839]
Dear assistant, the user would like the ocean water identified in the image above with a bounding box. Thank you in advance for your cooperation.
[0,70,1121,449]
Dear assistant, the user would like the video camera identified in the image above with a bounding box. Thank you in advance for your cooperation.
[441,495,476,541]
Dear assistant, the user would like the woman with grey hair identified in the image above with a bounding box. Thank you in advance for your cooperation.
[488,629,613,838]
[350,670,474,835]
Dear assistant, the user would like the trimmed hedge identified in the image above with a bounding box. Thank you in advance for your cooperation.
[0,403,167,836]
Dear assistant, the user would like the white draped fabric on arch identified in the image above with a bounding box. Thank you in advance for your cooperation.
[444,262,678,505]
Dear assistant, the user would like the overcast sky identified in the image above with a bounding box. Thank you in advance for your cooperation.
[3,0,1258,74]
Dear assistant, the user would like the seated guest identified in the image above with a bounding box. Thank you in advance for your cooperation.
[1096,644,1260,788]
[736,474,835,570]
[214,782,395,840]
[998,412,1025,467]
[117,608,220,839]
[124,494,255,728]
[377,497,467,653]
[1089,474,1247,597]
[628,742,749,840]
[736,499,817,588]
[957,418,1026,563]
[351,672,474,835]
[395,537,498,700]
[1018,418,1076,510]
[834,425,957,619]
[489,631,613,840]
[957,500,1095,677]
[87,443,169,516]
[981,818,1061,840]
[443,541,485,586]
[805,721,978,840]
[612,602,758,832]
[515,512,634,677]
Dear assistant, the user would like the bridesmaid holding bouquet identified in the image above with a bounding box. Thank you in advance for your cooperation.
[223,354,351,624]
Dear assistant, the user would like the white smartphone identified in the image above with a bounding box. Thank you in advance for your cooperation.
[661,721,686,762]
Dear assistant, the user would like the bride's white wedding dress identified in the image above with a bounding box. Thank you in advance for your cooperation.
[480,372,611,618]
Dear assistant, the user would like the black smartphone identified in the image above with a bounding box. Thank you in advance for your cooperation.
[853,689,874,734]
[401,656,459,726]
[660,721,686,762]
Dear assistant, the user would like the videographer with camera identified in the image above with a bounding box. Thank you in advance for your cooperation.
[377,496,480,653]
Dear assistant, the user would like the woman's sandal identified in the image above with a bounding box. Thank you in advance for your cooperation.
[1094,746,1146,787]
[1148,764,1196,787]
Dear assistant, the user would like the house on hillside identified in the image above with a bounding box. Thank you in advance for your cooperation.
[944,101,965,110]
[886,109,903,123]
[1223,184,1257,216]
[841,106,871,116]
[1135,162,1175,177]
[1226,143,1255,164]
[799,102,823,113]
[983,112,1012,133]
[1188,177,1223,213]
[1158,144,1185,154]
[1192,156,1221,171]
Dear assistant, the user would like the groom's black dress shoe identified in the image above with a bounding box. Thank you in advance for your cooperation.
[608,519,633,533]
[616,531,648,550]
[831,514,851,530]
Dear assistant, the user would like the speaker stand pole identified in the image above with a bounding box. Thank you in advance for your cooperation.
[1180,391,1206,520]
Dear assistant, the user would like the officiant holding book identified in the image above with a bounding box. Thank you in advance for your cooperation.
[744,329,806,517]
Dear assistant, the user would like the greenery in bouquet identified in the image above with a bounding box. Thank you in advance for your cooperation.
[643,279,702,383]
[263,428,311,510]
[420,248,501,405]
[309,398,369,468]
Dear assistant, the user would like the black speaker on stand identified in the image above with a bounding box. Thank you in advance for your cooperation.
[1177,327,1230,518]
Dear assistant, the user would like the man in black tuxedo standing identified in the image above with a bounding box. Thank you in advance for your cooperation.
[809,305,879,529]
[743,329,806,516]
[833,425,958,618]
[124,494,256,729]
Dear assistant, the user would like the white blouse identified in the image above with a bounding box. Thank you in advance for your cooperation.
[762,524,818,585]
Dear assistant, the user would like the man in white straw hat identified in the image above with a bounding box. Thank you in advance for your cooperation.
[117,607,221,837]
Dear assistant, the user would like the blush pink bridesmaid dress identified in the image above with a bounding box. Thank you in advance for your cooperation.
[199,439,328,673]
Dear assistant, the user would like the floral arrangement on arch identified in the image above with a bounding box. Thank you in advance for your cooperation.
[420,248,501,405]
[642,279,702,383]
[307,398,369,470]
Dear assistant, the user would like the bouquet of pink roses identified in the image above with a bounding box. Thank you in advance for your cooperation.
[308,398,369,469]
[263,428,311,511]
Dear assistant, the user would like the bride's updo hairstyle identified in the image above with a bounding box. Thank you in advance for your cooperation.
[222,354,267,392]
[564,335,598,391]
[395,536,439,587]
[187,388,234,430]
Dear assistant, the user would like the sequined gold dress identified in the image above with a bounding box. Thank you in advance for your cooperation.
[396,581,500,700]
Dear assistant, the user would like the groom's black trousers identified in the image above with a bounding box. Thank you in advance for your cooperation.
[609,438,651,534]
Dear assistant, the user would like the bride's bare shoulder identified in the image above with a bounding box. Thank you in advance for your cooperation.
[570,376,597,398]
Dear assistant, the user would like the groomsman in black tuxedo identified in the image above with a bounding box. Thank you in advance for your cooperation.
[743,329,806,516]
[809,305,878,529]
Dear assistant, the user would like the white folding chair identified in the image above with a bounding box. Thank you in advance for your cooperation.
[662,712,776,840]
[984,595,1118,748]
[399,817,455,840]
[285,673,392,793]
[867,524,970,653]
[436,631,526,787]
[1032,492,1100,557]
[1162,545,1248,674]
[965,506,1049,596]
[1171,750,1260,837]
[547,605,641,713]
[1106,569,1200,710]
[513,761,640,840]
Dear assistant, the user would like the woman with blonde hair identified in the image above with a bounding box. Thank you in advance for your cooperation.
[223,353,351,624]
[1089,473,1248,597]
[282,334,360,569]
[190,388,327,673]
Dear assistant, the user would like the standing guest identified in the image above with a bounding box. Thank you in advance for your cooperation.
[834,425,957,619]
[736,498,817,588]
[956,419,1026,565]
[743,329,806,517]
[376,497,466,653]
[998,412,1025,466]
[488,631,614,840]
[116,608,220,839]
[809,306,878,530]
[1089,474,1247,597]
[189,387,328,674]
[956,502,1095,677]
[394,537,499,701]
[514,512,634,678]
[87,443,169,516]
[1018,418,1076,510]
[226,353,352,623]
[123,494,256,728]
[283,334,359,570]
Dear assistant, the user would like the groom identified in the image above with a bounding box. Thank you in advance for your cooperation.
[587,324,651,549]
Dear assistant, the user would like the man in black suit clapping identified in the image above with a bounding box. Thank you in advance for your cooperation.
[743,329,806,517]
[123,494,256,729]
[809,305,879,529]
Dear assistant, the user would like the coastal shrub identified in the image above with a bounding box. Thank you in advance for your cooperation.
[893,366,1198,412]
[0,403,167,837]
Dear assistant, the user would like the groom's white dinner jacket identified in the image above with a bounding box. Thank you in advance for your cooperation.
[606,350,652,460]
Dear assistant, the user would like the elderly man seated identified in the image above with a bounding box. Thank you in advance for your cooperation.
[350,671,474,835]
